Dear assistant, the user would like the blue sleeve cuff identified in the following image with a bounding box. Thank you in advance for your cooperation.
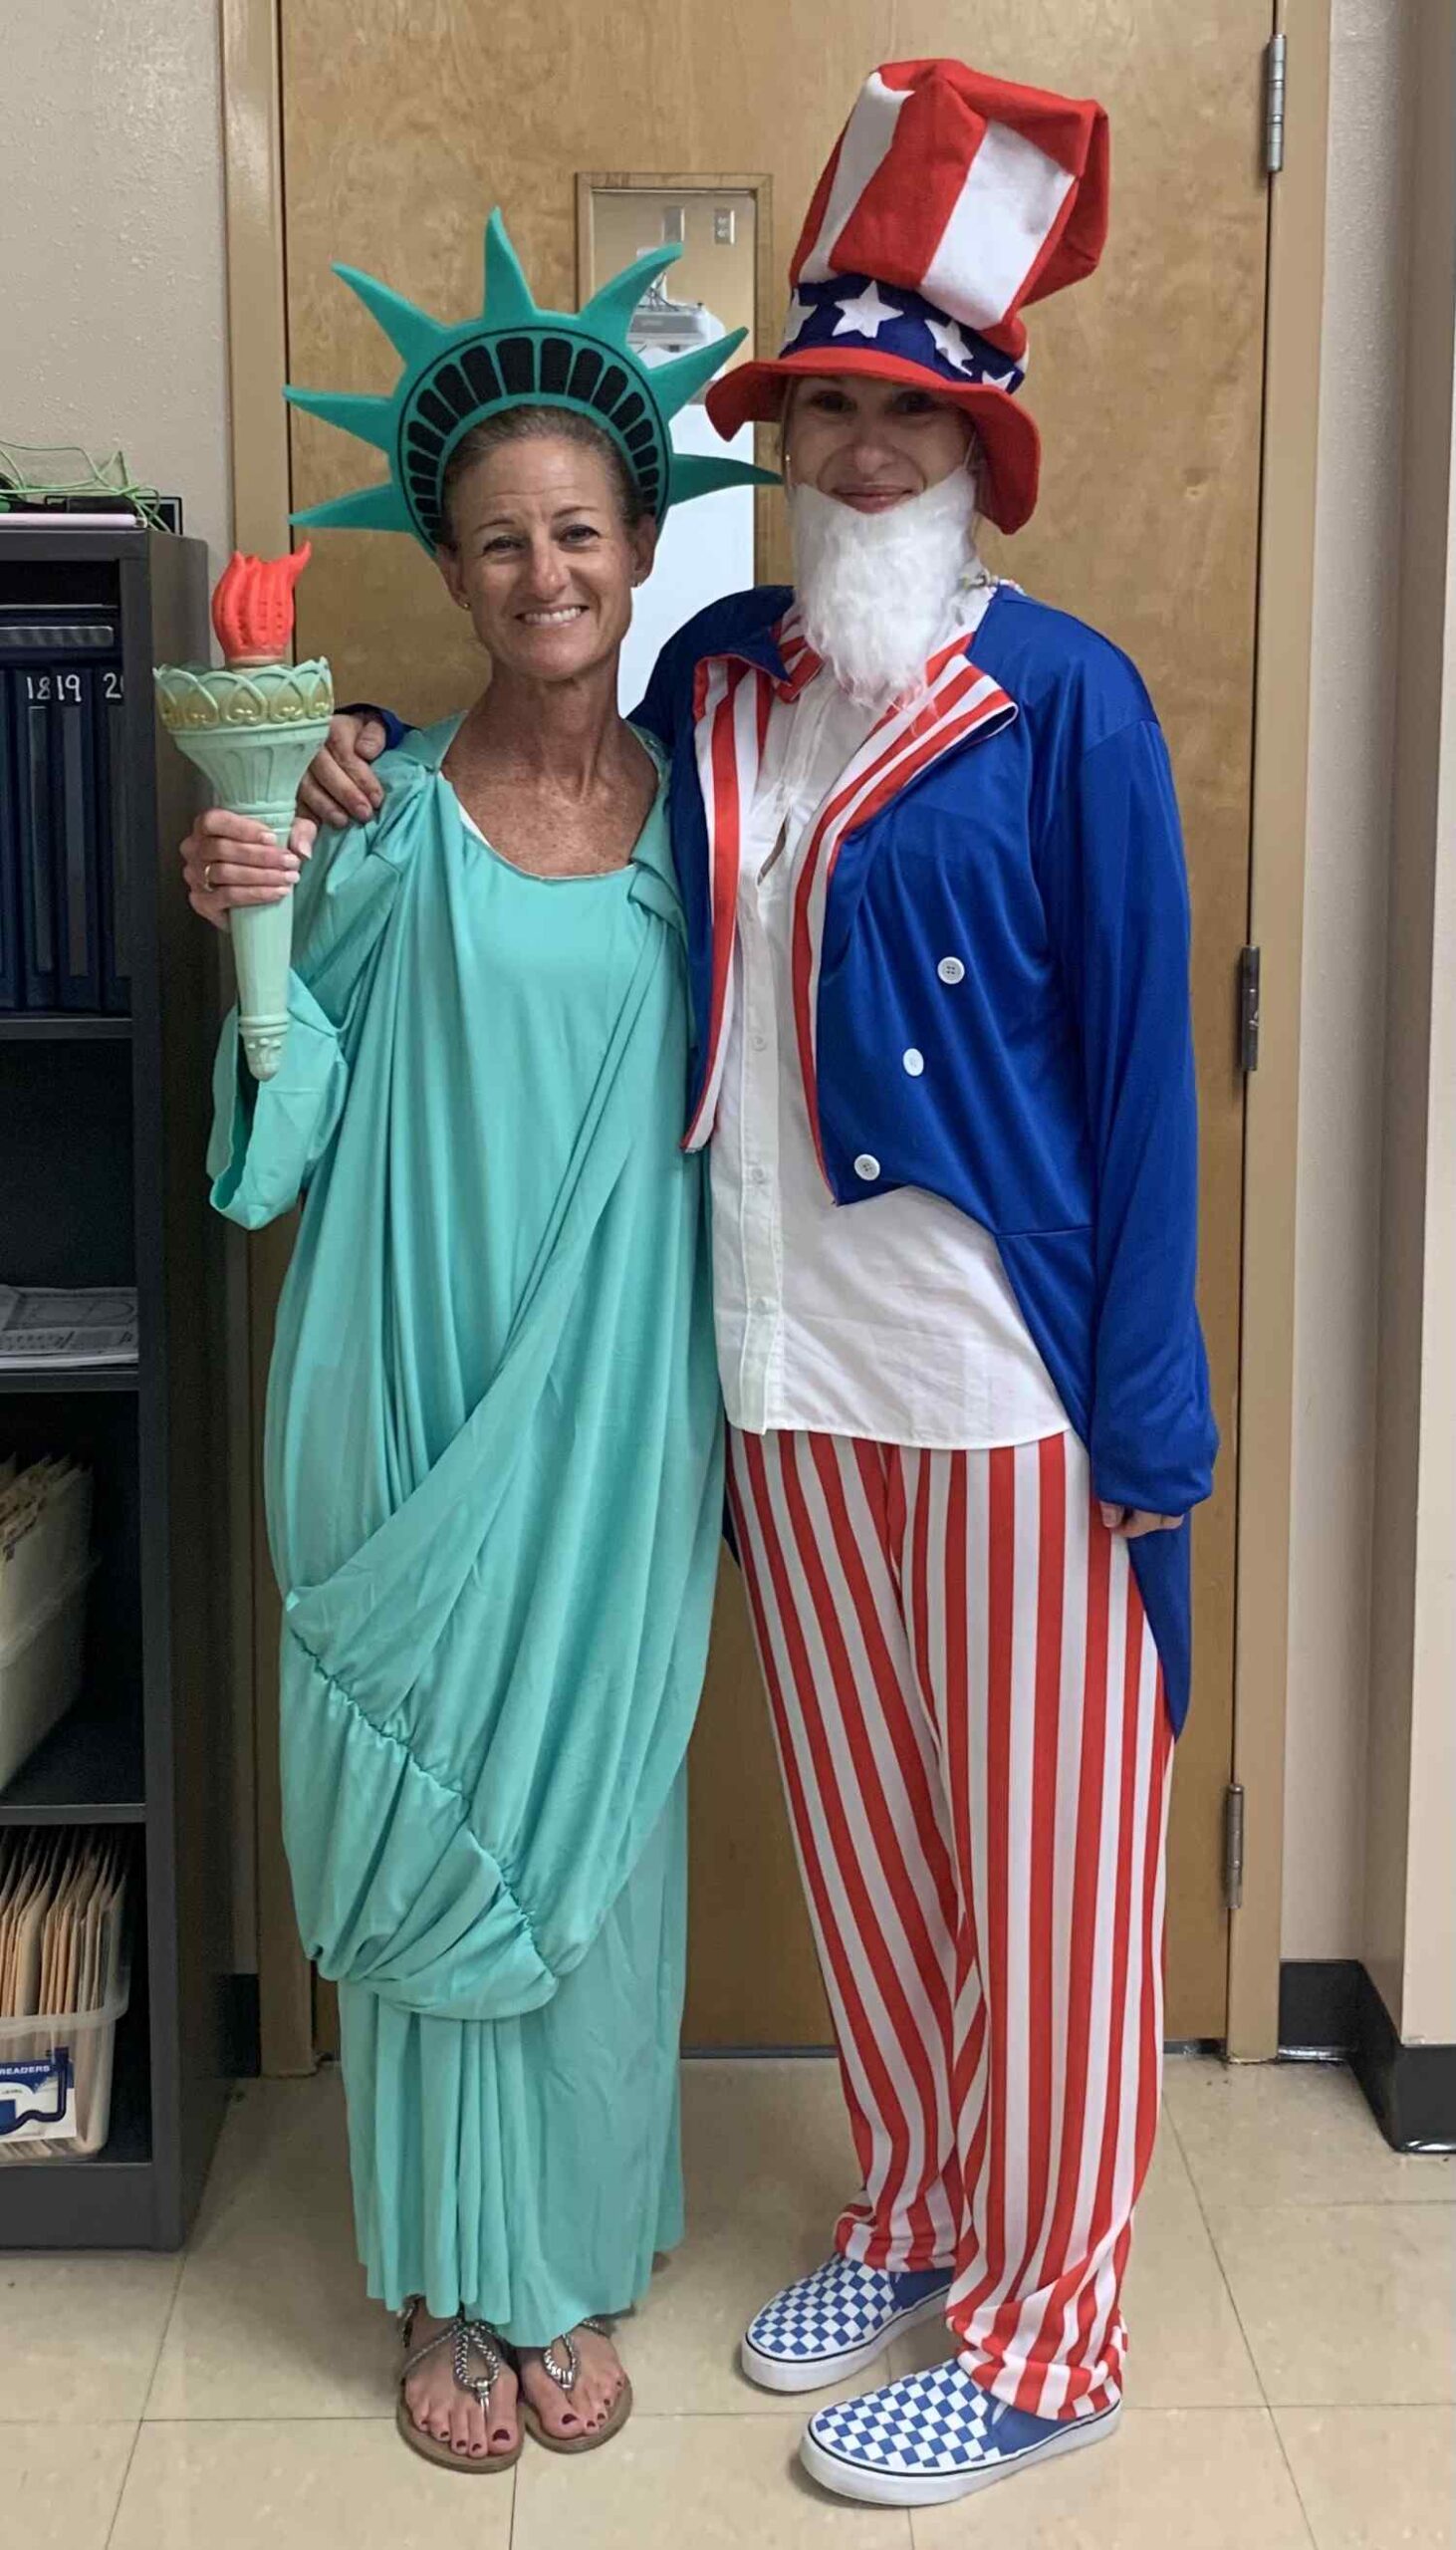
[340,701,410,753]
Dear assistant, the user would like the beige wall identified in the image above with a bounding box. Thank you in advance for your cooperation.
[1282,0,1406,1962]
[2,0,232,572]
[1401,386,1456,2040]
[1363,0,1456,2044]
[1285,0,1456,2045]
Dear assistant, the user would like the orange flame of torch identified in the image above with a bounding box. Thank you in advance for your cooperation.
[210,543,314,667]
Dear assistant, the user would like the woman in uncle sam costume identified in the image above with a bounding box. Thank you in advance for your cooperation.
[299,57,1217,2513]
[179,217,771,2470]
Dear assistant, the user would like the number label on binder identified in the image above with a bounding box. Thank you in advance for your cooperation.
[21,673,100,703]
[103,671,123,701]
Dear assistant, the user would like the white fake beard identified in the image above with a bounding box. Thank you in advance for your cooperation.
[789,465,984,708]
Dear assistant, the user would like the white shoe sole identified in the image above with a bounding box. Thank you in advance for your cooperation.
[739,2287,952,2397]
[799,2397,1121,2505]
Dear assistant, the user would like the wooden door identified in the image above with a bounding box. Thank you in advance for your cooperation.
[277,0,1270,2046]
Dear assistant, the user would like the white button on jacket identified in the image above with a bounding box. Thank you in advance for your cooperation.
[937,955,966,985]
[853,1152,881,1182]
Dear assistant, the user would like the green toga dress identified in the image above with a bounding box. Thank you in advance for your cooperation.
[207,717,723,2339]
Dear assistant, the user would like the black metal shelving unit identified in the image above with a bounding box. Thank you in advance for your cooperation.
[0,523,233,2246]
[0,1015,133,1041]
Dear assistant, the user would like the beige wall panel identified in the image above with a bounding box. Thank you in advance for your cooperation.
[3,0,232,573]
[1406,488,1456,2040]
[280,0,1270,2042]
[1365,0,1456,2042]
[1283,0,1404,1966]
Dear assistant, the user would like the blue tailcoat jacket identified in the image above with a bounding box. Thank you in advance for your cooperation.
[634,583,1217,1733]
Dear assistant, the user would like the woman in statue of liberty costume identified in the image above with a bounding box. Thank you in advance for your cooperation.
[178,216,771,2474]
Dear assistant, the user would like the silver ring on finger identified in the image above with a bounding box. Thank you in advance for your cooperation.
[203,861,215,891]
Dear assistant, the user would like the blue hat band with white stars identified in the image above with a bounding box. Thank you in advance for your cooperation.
[780,275,1026,398]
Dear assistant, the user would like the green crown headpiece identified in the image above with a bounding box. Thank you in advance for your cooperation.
[286,209,776,549]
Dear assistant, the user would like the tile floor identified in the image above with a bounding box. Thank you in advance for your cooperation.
[2,2053,1451,2549]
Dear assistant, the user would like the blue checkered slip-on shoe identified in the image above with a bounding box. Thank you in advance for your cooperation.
[800,2358,1121,2505]
[739,2256,952,2395]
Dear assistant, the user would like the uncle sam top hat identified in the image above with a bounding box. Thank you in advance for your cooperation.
[705,60,1109,533]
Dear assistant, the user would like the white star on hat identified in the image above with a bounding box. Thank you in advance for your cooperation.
[926,315,977,374]
[984,367,1020,391]
[781,292,816,348]
[833,281,902,341]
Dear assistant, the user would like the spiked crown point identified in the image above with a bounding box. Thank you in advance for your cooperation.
[578,241,684,339]
[481,210,542,332]
[285,209,777,549]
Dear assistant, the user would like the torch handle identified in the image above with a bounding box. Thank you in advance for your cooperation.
[150,693,333,1083]
[217,794,307,1082]
[228,894,295,1083]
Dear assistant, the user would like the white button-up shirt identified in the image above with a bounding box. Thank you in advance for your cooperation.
[710,630,1070,1451]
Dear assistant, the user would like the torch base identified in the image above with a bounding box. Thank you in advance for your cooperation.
[241,1018,291,1082]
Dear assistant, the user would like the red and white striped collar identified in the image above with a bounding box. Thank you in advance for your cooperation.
[772,603,823,699]
[760,581,1006,713]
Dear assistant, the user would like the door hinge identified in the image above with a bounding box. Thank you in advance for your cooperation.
[1222,1782,1246,1912]
[1264,31,1288,175]
[1239,944,1262,1071]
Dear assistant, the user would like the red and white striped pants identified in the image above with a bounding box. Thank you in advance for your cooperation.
[726,1424,1174,2422]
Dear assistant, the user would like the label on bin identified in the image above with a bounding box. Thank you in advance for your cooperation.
[0,2049,76,2141]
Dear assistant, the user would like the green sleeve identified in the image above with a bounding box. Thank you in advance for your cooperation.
[205,801,405,1231]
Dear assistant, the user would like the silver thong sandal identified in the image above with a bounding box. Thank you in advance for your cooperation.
[520,2318,633,2453]
[395,2299,522,2473]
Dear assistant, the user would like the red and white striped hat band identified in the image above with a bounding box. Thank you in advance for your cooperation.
[705,61,1109,536]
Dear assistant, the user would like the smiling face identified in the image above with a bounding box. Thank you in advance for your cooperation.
[436,430,656,683]
[783,376,975,511]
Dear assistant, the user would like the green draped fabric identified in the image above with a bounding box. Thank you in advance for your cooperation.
[208,719,722,2329]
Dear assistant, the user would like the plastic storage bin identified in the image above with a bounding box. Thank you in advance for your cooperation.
[0,1962,129,2160]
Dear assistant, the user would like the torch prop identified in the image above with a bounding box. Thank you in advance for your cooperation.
[154,548,334,1081]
